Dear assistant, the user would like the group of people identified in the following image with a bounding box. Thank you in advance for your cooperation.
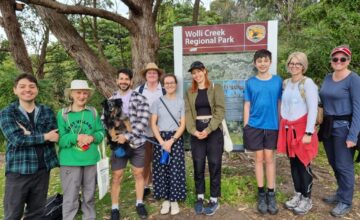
[244,45,360,218]
[0,44,359,220]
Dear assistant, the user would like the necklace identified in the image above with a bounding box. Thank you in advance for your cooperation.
[67,111,85,134]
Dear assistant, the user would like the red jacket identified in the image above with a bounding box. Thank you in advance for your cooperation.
[277,114,318,166]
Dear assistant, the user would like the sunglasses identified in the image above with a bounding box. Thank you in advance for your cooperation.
[331,57,348,63]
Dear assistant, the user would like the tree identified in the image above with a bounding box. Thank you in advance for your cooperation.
[0,0,166,97]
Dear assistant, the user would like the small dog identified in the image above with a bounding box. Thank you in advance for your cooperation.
[102,98,131,149]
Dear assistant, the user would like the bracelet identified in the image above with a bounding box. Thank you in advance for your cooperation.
[171,136,178,142]
[305,132,313,136]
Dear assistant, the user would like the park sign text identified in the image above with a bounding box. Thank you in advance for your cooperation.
[183,22,268,54]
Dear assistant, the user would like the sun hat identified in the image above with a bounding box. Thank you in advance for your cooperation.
[139,62,164,78]
[64,80,94,102]
[331,46,352,57]
[188,61,205,72]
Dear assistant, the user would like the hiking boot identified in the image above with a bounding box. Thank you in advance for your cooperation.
[322,194,339,204]
[330,202,352,217]
[267,191,279,215]
[293,196,313,215]
[194,198,204,215]
[160,200,170,215]
[285,192,301,210]
[110,209,120,220]
[257,192,267,214]
[170,201,180,215]
[204,200,220,216]
[136,203,148,219]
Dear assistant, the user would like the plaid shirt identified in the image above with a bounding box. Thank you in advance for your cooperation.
[110,90,150,148]
[0,101,59,174]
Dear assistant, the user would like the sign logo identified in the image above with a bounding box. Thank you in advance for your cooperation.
[246,25,266,43]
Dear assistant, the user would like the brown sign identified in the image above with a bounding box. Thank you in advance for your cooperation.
[183,22,268,54]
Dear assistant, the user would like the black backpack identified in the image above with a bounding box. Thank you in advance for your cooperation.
[42,193,63,220]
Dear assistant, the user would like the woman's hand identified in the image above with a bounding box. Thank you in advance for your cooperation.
[302,134,312,144]
[163,139,173,152]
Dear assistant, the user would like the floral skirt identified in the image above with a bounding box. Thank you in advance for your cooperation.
[152,131,186,202]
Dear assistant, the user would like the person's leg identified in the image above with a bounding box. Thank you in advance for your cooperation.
[23,169,50,220]
[293,156,313,215]
[111,169,125,205]
[206,128,223,198]
[191,135,207,196]
[133,166,145,201]
[61,166,82,220]
[4,173,29,220]
[255,150,265,188]
[290,157,302,193]
[264,149,276,189]
[81,165,97,220]
[331,127,355,205]
[143,140,154,192]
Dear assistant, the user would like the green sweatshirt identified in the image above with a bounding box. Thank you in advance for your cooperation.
[57,106,105,166]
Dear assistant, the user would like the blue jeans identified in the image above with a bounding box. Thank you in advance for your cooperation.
[323,126,355,205]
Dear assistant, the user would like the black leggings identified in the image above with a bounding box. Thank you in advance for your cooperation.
[191,120,224,197]
[290,156,313,198]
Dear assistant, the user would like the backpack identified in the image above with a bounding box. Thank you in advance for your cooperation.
[138,83,166,95]
[283,77,323,125]
[61,106,97,122]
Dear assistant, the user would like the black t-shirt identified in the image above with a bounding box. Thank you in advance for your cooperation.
[195,89,211,116]
[27,110,46,170]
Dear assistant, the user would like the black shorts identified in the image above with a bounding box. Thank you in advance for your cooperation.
[243,125,278,151]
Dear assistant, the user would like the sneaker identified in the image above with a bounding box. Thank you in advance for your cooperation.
[170,201,180,215]
[143,188,151,199]
[110,209,120,220]
[285,192,301,210]
[160,200,170,215]
[194,198,204,215]
[136,203,148,219]
[204,200,220,216]
[267,191,279,215]
[257,192,267,214]
[330,202,352,217]
[293,196,313,215]
[322,194,339,204]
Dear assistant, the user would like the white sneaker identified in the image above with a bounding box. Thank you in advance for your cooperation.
[293,196,313,215]
[285,192,301,210]
[160,200,170,214]
[170,201,180,215]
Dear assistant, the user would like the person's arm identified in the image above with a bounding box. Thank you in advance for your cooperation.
[91,112,105,145]
[0,109,52,147]
[151,113,164,145]
[346,74,360,146]
[243,101,250,126]
[184,91,197,135]
[124,94,150,142]
[304,79,318,133]
[204,84,225,134]
[57,110,78,148]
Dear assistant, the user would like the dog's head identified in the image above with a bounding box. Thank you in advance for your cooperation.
[102,98,123,113]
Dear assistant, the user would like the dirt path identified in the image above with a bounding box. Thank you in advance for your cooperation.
[152,153,360,220]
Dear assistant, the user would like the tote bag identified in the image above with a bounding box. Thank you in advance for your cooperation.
[222,119,233,152]
[97,140,109,200]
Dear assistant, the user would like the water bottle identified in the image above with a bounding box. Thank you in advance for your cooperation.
[160,149,170,165]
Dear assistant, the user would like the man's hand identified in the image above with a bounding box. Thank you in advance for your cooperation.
[115,134,127,144]
[44,129,59,142]
[346,140,356,148]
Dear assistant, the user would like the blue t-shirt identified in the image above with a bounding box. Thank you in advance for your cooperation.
[244,74,282,130]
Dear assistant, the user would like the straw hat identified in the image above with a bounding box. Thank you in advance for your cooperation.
[64,80,94,102]
[139,63,164,78]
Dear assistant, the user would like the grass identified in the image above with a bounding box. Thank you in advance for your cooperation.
[0,144,359,219]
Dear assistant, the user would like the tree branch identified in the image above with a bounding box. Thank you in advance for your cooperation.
[121,0,142,15]
[25,0,138,34]
[152,0,162,22]
[0,16,4,27]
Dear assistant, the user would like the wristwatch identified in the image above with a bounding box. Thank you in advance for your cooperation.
[305,132,313,136]
[171,136,178,142]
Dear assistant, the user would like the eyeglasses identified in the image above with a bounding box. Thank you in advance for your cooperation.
[288,62,303,68]
[331,57,348,63]
[164,82,176,86]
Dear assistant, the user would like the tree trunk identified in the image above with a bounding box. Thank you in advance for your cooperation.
[36,26,49,79]
[129,1,159,87]
[34,5,117,98]
[192,0,201,25]
[0,0,33,74]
